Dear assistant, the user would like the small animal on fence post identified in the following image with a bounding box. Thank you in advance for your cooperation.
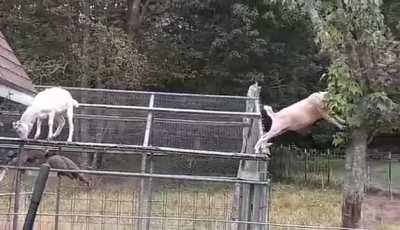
[12,87,79,142]
[255,91,345,153]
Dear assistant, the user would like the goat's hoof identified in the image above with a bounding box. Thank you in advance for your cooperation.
[265,143,273,147]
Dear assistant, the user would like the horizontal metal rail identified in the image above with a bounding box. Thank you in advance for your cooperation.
[78,103,260,118]
[0,110,250,126]
[0,212,367,230]
[0,165,270,185]
[35,85,257,100]
[0,137,269,161]
[0,192,56,197]
[0,143,167,156]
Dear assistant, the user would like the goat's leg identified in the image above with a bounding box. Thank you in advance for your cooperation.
[66,107,74,142]
[254,127,283,153]
[323,114,345,130]
[47,111,56,140]
[52,115,66,139]
[0,168,7,183]
[34,118,42,139]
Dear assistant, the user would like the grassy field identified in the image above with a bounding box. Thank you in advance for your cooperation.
[0,172,399,229]
[270,183,342,226]
[272,155,400,194]
[271,183,400,230]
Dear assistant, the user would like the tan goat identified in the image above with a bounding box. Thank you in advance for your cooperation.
[254,91,345,153]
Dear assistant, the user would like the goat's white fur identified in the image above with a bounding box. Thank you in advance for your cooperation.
[0,168,6,183]
[254,91,345,153]
[13,87,79,142]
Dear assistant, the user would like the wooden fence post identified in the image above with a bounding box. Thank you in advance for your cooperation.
[234,83,270,230]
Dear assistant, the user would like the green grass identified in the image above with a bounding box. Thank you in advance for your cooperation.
[1,170,399,229]
[270,183,342,226]
[370,161,400,190]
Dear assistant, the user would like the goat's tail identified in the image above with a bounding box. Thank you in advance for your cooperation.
[72,99,79,108]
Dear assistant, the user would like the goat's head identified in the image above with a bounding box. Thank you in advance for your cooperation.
[317,91,328,101]
[319,92,330,107]
[12,120,30,139]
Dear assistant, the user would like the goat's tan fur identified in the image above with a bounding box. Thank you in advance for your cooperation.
[255,91,345,153]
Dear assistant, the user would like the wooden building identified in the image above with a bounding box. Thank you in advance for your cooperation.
[0,31,35,105]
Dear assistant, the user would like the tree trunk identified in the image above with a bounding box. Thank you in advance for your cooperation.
[126,0,142,33]
[342,128,367,228]
[92,62,104,169]
[79,0,91,167]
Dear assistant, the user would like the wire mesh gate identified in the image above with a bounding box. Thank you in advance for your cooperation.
[0,83,270,230]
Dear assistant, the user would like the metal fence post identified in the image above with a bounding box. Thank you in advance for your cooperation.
[304,149,308,183]
[388,152,392,200]
[138,94,155,230]
[54,176,61,230]
[54,147,62,230]
[23,164,50,230]
[12,143,24,230]
[327,149,331,185]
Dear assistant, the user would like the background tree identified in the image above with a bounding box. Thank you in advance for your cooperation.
[266,0,400,227]
[5,0,400,187]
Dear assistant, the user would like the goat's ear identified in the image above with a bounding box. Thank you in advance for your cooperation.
[12,121,17,129]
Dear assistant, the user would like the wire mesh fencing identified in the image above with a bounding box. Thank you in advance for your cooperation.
[269,145,344,187]
[0,84,270,230]
[270,145,400,194]
[0,166,271,230]
[0,166,373,230]
[0,86,255,152]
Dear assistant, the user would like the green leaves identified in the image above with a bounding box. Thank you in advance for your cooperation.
[326,60,363,128]
[287,0,400,147]
[332,131,348,147]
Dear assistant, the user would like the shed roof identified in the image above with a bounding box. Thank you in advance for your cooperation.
[0,31,35,95]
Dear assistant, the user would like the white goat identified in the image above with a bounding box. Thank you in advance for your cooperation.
[254,91,345,152]
[13,87,79,142]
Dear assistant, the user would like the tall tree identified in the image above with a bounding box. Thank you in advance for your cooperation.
[126,0,152,34]
[266,0,400,227]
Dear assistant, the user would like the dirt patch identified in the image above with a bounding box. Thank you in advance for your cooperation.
[362,193,400,229]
